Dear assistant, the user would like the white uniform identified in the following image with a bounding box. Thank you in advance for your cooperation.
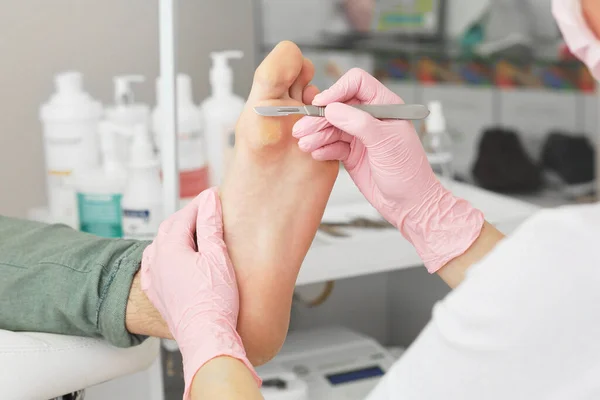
[367,203,600,399]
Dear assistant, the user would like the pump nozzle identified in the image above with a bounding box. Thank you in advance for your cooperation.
[114,75,145,106]
[209,50,244,96]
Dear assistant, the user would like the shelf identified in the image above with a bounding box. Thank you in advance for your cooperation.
[296,178,540,286]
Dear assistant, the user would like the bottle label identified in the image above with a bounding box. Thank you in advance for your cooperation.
[77,193,123,238]
[123,207,161,240]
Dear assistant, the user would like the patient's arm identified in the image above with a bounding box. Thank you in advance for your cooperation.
[0,215,170,346]
[220,41,339,365]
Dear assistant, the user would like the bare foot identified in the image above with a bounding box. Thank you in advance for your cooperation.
[220,41,339,365]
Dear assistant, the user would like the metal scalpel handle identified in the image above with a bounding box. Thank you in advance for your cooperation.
[304,104,430,120]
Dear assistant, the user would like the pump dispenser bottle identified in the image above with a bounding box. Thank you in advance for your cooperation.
[200,50,245,185]
[122,124,163,240]
[40,71,103,227]
[106,75,150,166]
[153,74,209,207]
[422,101,454,181]
[75,122,127,238]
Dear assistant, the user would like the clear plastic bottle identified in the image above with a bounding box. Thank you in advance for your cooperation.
[421,101,454,181]
[39,71,103,228]
[75,122,127,238]
[153,74,209,207]
[121,124,163,240]
[200,50,245,186]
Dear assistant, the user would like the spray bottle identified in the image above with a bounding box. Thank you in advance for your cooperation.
[152,74,209,207]
[200,50,245,186]
[121,124,163,240]
[422,101,454,181]
[106,75,150,166]
[75,122,127,238]
[40,71,103,228]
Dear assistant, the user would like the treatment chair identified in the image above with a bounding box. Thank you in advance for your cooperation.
[0,329,162,399]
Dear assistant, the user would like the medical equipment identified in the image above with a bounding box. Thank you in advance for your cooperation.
[422,100,454,180]
[40,71,103,228]
[254,104,430,120]
[200,50,245,185]
[75,122,127,238]
[106,75,150,167]
[121,124,163,240]
[153,74,209,207]
[256,326,397,400]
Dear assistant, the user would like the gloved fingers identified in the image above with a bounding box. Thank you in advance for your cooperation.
[194,187,228,255]
[323,102,383,145]
[312,68,400,105]
[311,141,351,161]
[161,190,220,251]
[303,84,320,105]
[298,126,352,153]
[292,114,332,139]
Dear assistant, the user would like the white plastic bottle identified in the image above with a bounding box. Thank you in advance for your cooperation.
[153,74,209,207]
[422,101,454,181]
[76,122,127,238]
[105,75,150,166]
[40,71,103,228]
[121,124,163,240]
[200,50,245,186]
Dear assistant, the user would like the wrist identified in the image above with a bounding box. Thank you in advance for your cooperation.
[397,185,485,273]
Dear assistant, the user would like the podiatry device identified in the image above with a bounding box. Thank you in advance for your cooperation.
[256,326,397,400]
[254,104,430,120]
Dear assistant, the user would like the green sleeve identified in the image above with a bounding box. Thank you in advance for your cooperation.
[0,216,151,348]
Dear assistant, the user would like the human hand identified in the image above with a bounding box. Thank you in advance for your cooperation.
[140,188,259,399]
[553,0,600,80]
[292,69,484,272]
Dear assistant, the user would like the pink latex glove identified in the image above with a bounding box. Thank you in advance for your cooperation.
[292,69,484,272]
[140,187,260,399]
[553,0,600,80]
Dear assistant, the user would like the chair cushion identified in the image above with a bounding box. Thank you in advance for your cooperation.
[0,330,159,399]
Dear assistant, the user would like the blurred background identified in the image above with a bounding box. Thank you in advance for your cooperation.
[0,1,596,399]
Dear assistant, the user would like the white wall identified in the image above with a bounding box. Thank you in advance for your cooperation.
[0,0,256,217]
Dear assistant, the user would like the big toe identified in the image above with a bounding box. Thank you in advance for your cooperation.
[249,41,305,102]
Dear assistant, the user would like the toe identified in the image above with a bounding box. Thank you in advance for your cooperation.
[289,58,315,102]
[251,41,304,101]
[302,84,320,105]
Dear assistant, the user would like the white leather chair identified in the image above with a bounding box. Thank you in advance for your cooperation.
[0,330,161,399]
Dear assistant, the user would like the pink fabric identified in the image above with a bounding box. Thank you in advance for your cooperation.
[293,69,484,272]
[553,0,600,80]
[141,188,260,399]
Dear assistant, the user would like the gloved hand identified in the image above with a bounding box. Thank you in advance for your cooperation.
[141,188,260,399]
[552,0,600,80]
[292,68,484,272]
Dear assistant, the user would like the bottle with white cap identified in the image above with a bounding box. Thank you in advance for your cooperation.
[200,50,245,186]
[422,100,454,181]
[152,74,209,207]
[121,124,163,240]
[75,122,127,238]
[106,75,150,166]
[39,71,103,228]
